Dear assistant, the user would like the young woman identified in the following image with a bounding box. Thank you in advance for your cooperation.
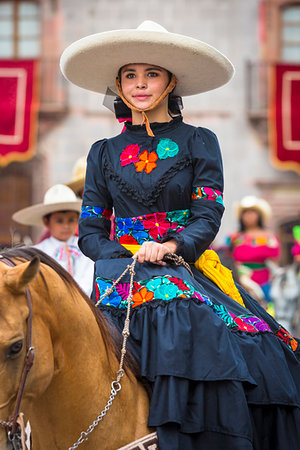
[61,21,300,450]
[227,195,280,304]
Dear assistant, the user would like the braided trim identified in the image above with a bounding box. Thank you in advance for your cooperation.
[104,155,192,207]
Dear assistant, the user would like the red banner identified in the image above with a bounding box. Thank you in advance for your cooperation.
[0,60,39,167]
[269,64,300,174]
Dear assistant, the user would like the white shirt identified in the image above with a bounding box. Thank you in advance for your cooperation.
[34,235,94,297]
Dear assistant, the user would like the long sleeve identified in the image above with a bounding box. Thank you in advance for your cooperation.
[162,128,224,262]
[78,140,132,261]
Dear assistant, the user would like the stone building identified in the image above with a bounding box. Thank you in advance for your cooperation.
[1,0,299,263]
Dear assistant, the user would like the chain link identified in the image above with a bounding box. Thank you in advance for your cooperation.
[68,381,121,450]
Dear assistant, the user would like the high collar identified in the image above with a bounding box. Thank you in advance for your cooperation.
[124,115,183,136]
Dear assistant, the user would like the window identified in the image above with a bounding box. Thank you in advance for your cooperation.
[281,4,300,62]
[0,0,41,58]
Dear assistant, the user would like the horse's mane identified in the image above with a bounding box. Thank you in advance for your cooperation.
[0,246,140,379]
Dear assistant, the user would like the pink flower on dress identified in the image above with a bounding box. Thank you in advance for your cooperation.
[143,212,175,240]
[120,144,140,166]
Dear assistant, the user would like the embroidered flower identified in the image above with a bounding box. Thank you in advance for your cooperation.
[116,218,133,235]
[95,279,121,307]
[156,138,179,159]
[120,144,140,166]
[167,209,190,225]
[135,150,158,174]
[154,283,179,300]
[132,287,154,306]
[131,229,149,243]
[81,206,112,219]
[143,213,172,240]
[233,316,258,332]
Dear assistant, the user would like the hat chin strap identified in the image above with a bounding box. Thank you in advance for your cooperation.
[116,74,177,136]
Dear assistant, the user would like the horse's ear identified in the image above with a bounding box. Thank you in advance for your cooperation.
[4,256,40,292]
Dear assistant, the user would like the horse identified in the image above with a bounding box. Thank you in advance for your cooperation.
[0,247,150,450]
[267,260,300,338]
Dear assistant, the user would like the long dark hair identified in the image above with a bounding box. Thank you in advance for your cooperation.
[239,209,264,232]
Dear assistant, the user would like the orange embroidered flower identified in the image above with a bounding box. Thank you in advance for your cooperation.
[135,150,158,174]
[132,287,154,306]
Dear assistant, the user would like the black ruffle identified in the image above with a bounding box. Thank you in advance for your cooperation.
[103,154,192,207]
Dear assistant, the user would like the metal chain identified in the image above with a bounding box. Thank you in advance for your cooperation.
[0,419,12,428]
[68,259,136,450]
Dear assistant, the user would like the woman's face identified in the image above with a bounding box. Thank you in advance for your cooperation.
[241,209,261,230]
[120,63,170,110]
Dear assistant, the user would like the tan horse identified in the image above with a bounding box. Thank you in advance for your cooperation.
[0,248,150,450]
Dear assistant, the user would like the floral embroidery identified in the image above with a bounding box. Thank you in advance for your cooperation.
[156,138,179,159]
[115,209,191,244]
[276,325,298,352]
[120,144,140,166]
[119,139,180,173]
[192,187,224,206]
[132,286,154,306]
[81,205,112,219]
[135,150,158,174]
[95,274,272,334]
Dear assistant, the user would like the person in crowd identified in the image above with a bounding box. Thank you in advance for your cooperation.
[60,20,300,449]
[226,195,280,313]
[12,184,94,296]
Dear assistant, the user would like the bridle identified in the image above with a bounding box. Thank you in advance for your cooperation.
[0,256,34,449]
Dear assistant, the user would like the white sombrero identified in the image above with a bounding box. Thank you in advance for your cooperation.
[12,184,82,227]
[234,196,272,222]
[60,20,234,97]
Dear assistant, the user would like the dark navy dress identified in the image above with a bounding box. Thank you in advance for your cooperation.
[79,117,300,450]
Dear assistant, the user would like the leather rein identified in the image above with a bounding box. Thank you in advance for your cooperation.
[0,255,34,449]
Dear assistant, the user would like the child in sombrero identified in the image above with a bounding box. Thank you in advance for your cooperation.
[13,184,94,297]
[61,21,300,449]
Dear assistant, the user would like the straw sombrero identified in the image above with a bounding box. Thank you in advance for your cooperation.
[12,184,82,227]
[60,20,234,97]
[234,196,272,222]
[66,156,87,195]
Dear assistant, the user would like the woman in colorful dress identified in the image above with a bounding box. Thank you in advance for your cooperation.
[227,196,280,310]
[60,21,300,450]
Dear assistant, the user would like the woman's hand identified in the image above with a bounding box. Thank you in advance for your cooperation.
[133,240,177,265]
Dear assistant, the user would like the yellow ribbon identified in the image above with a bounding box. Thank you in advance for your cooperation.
[122,244,245,308]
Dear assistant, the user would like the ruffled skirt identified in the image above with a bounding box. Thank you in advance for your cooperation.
[94,259,300,449]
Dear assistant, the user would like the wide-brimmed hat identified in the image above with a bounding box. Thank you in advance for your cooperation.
[12,184,82,227]
[66,156,87,194]
[234,196,272,222]
[60,20,234,97]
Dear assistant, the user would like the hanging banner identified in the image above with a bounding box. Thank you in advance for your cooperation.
[269,64,300,174]
[0,60,40,167]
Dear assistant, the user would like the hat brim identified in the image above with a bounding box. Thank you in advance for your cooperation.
[60,29,234,96]
[234,204,271,222]
[66,178,85,195]
[12,201,82,227]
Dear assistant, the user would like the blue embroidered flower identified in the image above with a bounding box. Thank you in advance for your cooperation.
[81,206,104,218]
[95,279,122,307]
[156,138,179,159]
[116,217,133,236]
[131,229,150,243]
[154,283,180,300]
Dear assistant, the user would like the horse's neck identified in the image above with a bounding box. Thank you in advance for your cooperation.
[28,275,120,448]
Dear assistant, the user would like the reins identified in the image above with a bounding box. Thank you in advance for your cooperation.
[0,255,34,450]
